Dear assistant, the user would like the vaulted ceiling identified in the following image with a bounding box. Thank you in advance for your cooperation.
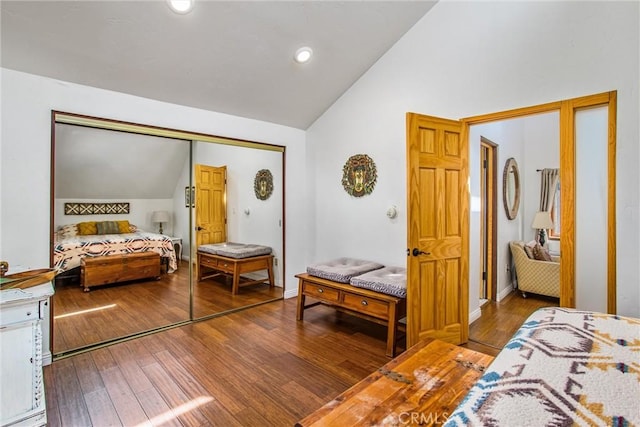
[1,1,436,130]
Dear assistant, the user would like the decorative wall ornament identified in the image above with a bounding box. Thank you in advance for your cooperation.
[254,169,274,200]
[342,154,377,197]
[64,202,130,215]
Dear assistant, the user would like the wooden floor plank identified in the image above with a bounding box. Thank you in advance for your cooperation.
[136,388,183,427]
[99,366,152,426]
[84,388,122,427]
[141,362,211,426]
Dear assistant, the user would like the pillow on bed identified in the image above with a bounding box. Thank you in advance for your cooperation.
[117,220,131,233]
[77,221,97,235]
[96,221,121,234]
[129,224,138,233]
[57,223,78,238]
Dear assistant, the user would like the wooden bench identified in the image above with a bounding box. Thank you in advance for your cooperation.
[80,252,161,292]
[295,273,406,357]
[295,339,494,426]
[198,251,275,295]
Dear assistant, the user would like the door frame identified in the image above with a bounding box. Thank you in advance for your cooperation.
[461,91,617,312]
[479,137,498,302]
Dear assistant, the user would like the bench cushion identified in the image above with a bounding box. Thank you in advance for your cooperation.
[306,257,384,283]
[198,242,272,259]
[349,266,407,298]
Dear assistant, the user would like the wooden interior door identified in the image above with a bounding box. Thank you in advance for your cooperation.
[406,113,469,347]
[195,164,227,248]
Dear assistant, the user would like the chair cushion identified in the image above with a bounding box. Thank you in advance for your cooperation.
[306,258,384,283]
[349,266,407,298]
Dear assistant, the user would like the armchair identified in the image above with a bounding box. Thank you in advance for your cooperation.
[509,241,560,298]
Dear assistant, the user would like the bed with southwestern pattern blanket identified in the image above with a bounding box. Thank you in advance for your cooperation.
[445,307,639,426]
[54,231,178,273]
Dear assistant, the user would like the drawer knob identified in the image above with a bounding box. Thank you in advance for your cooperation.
[361,300,368,306]
[26,311,32,316]
[317,288,324,293]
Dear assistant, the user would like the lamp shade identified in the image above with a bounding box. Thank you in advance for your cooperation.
[151,210,170,223]
[531,211,554,229]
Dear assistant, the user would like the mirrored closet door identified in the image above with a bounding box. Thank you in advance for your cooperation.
[51,112,285,357]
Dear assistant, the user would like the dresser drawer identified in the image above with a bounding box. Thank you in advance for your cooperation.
[0,300,41,325]
[303,283,340,302]
[342,293,389,319]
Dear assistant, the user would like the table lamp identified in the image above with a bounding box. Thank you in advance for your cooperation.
[151,210,170,234]
[531,211,554,246]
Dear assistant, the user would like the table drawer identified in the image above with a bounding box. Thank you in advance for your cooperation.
[215,259,234,274]
[303,282,340,302]
[342,293,388,319]
[200,256,219,269]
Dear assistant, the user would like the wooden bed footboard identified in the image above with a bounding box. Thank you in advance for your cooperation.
[197,251,275,295]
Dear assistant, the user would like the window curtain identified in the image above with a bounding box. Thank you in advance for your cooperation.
[539,168,560,211]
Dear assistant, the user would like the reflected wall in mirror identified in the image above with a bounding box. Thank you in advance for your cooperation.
[192,141,284,318]
[502,157,520,220]
[51,112,285,357]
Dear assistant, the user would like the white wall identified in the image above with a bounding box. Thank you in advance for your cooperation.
[0,69,308,362]
[307,1,639,317]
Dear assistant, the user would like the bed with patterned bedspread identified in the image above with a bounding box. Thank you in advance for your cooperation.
[54,231,178,273]
[445,307,639,426]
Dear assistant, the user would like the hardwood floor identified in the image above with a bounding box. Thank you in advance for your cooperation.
[45,299,393,426]
[45,292,534,426]
[53,260,283,355]
[468,290,559,349]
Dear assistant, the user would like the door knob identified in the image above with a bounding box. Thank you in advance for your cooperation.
[196,226,204,231]
[412,248,430,257]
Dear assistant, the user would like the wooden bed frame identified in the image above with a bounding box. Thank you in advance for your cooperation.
[197,251,275,295]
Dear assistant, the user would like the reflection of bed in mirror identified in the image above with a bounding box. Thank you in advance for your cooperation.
[54,225,178,275]
[197,242,274,294]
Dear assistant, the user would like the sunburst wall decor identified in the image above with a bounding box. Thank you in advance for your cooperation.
[254,169,274,200]
[341,154,377,197]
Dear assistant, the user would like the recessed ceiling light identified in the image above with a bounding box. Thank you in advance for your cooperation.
[167,0,194,14]
[294,47,313,64]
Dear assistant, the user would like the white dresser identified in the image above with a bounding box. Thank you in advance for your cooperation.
[0,282,54,427]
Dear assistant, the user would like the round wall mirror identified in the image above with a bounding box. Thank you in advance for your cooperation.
[503,157,520,220]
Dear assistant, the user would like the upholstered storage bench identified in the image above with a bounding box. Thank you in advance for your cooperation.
[296,272,406,357]
[80,251,161,292]
[197,243,274,295]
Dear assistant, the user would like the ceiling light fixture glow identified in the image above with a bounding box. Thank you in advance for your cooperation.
[167,0,194,14]
[294,47,313,64]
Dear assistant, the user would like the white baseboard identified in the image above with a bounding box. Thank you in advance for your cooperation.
[497,285,514,302]
[469,307,482,325]
[42,351,52,366]
[284,288,298,299]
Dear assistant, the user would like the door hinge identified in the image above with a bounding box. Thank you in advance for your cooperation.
[482,271,487,281]
[483,159,488,169]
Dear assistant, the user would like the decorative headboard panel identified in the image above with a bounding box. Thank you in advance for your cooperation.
[64,202,130,215]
